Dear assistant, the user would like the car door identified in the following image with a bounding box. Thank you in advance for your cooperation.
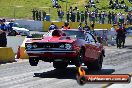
[84,32,99,59]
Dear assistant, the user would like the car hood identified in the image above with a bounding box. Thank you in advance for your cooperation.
[26,36,76,43]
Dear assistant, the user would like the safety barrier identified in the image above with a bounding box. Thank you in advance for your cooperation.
[16,38,29,59]
[0,47,15,63]
[43,21,131,31]
[43,21,114,31]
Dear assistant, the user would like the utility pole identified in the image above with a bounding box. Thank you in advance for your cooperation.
[66,0,68,12]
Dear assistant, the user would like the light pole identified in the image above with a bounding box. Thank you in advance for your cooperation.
[66,0,68,12]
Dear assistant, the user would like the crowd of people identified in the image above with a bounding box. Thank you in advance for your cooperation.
[65,7,131,25]
[31,9,46,21]
[55,0,132,25]
[109,0,130,11]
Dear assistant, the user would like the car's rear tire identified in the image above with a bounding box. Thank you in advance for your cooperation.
[29,57,39,66]
[74,49,84,67]
[87,54,103,71]
[53,61,68,69]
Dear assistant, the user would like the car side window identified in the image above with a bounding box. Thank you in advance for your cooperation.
[85,32,95,43]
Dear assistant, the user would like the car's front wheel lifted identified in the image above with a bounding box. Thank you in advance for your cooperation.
[29,57,39,66]
[53,61,68,69]
[74,49,84,67]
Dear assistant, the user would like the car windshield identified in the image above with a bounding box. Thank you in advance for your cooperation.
[62,30,85,39]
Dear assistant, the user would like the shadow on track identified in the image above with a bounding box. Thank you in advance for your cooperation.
[34,67,115,80]
[125,45,132,49]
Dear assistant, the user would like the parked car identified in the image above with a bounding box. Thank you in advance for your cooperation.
[5,22,30,36]
[25,29,105,70]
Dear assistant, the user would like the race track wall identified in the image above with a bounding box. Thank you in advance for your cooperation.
[15,19,43,31]
[43,21,113,31]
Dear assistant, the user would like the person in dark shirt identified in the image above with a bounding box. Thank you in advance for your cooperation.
[66,11,70,22]
[81,11,84,22]
[0,20,7,47]
[108,11,112,24]
[32,9,36,20]
[116,23,125,48]
[49,23,58,31]
[77,10,80,22]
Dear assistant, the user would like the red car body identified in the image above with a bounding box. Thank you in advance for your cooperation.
[25,29,105,70]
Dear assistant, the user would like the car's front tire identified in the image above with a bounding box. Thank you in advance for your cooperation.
[29,57,39,66]
[53,61,68,69]
[87,54,103,71]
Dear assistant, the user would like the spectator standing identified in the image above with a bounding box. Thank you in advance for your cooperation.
[0,20,7,47]
[91,12,95,23]
[111,12,115,24]
[114,13,118,24]
[32,9,36,20]
[57,9,61,21]
[69,6,73,14]
[66,11,70,22]
[85,10,88,23]
[95,8,98,22]
[81,11,85,22]
[38,10,41,21]
[119,13,125,24]
[60,10,64,21]
[42,11,46,21]
[101,11,105,24]
[98,12,102,23]
[110,25,116,44]
[108,11,112,24]
[49,23,58,31]
[36,10,39,21]
[77,9,80,22]
[70,10,76,22]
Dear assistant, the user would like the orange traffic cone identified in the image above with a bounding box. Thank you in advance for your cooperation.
[16,46,20,59]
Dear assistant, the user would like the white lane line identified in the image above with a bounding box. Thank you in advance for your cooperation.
[10,78,71,88]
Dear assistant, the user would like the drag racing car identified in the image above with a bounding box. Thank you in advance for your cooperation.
[25,29,105,70]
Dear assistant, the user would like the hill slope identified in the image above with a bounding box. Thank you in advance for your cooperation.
[0,0,131,20]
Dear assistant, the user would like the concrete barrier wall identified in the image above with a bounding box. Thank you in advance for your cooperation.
[15,19,43,31]
[0,47,15,63]
[43,21,113,31]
